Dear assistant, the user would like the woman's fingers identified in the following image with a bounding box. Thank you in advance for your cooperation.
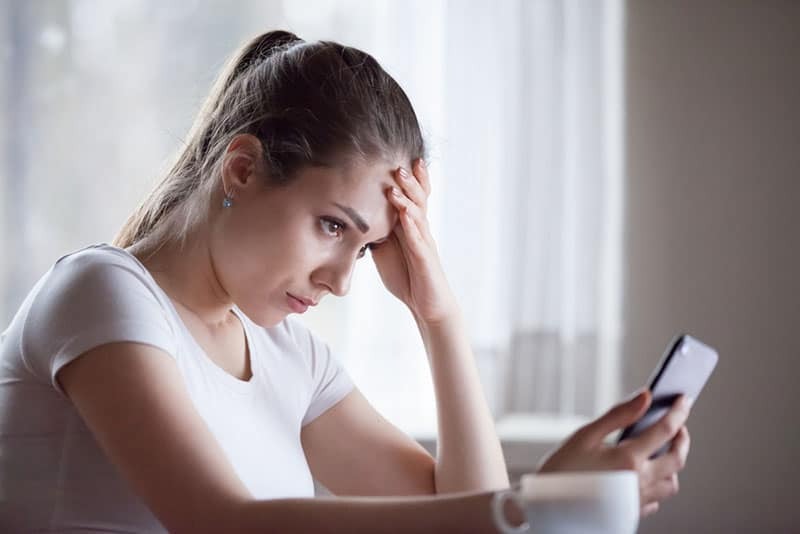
[396,166,428,211]
[578,390,650,446]
[628,396,691,458]
[413,158,432,197]
[643,473,680,504]
[388,186,431,245]
[639,428,688,515]
[640,501,660,517]
[387,187,426,255]
[388,186,421,223]
[649,426,691,480]
[398,205,425,251]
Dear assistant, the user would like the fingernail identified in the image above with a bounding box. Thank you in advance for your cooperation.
[391,187,402,196]
[419,158,426,168]
[628,388,647,401]
[685,396,694,410]
[398,167,409,180]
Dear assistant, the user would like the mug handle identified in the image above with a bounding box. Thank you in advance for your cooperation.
[490,489,530,533]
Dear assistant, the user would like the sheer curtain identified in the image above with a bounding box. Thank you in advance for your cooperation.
[0,0,624,439]
[296,0,626,436]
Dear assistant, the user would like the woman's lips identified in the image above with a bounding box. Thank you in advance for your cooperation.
[286,293,309,313]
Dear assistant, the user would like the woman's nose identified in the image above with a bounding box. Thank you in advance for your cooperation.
[313,256,356,297]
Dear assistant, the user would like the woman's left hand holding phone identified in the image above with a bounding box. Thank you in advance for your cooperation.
[537,391,693,517]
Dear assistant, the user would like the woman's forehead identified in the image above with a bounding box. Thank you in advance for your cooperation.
[292,160,401,237]
[298,158,401,196]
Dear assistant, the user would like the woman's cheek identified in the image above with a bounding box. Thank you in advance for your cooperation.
[296,232,329,267]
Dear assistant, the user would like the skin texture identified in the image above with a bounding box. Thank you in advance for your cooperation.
[56,133,691,531]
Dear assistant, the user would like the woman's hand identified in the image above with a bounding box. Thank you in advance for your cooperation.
[370,159,458,324]
[537,391,692,518]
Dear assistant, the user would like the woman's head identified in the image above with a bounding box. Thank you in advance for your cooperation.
[114,29,425,250]
[115,30,426,325]
[208,143,406,325]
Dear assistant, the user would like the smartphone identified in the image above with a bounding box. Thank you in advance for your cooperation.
[617,334,718,458]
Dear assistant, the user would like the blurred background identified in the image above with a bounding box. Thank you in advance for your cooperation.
[1,0,798,532]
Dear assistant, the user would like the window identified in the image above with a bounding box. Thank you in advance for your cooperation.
[0,0,624,448]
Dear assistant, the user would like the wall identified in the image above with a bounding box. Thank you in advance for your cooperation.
[623,1,800,532]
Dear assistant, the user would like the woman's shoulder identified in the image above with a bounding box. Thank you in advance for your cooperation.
[42,242,166,301]
[52,242,150,276]
[15,243,178,392]
[27,241,171,320]
[20,243,175,337]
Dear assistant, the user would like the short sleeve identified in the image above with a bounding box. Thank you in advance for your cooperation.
[20,248,177,396]
[284,318,355,427]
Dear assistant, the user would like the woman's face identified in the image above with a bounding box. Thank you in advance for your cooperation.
[211,155,402,327]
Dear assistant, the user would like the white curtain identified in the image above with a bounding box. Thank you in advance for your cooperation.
[0,0,624,438]
[296,0,626,435]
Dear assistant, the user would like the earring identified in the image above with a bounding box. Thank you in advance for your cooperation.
[222,196,233,208]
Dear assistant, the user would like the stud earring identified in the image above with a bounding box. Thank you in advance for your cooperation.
[222,187,234,208]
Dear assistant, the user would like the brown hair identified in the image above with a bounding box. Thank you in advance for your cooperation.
[114,30,426,251]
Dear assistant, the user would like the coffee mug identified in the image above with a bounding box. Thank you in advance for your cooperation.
[491,470,640,534]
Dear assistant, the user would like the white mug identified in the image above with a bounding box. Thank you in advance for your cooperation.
[491,470,640,534]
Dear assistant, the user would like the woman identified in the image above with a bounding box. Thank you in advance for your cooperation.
[0,30,691,532]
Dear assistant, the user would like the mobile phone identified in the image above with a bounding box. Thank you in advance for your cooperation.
[617,334,718,458]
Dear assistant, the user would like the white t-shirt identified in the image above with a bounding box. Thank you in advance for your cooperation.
[0,243,355,532]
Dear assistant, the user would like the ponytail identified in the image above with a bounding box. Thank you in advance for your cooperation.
[113,29,425,253]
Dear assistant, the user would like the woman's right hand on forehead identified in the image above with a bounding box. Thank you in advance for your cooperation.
[370,159,460,326]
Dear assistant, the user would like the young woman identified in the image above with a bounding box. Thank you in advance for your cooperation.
[0,30,691,532]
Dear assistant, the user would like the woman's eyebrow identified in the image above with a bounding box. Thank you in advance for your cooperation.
[333,203,370,234]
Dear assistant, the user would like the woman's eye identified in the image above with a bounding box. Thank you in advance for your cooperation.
[320,217,371,259]
[320,217,345,237]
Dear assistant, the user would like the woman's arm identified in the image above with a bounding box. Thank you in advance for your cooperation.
[301,387,437,496]
[415,309,511,494]
[300,312,508,497]
[368,159,510,494]
[59,342,520,533]
[233,490,519,534]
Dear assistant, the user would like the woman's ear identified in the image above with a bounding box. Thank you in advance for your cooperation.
[221,133,267,195]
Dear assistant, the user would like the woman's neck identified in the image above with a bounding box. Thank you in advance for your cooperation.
[128,230,234,328]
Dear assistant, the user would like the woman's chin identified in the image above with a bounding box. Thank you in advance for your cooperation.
[236,302,288,328]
